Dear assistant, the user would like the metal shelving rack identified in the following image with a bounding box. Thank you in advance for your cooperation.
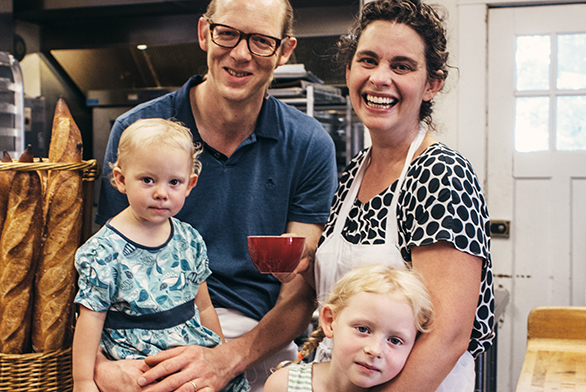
[0,51,25,158]
[268,81,363,176]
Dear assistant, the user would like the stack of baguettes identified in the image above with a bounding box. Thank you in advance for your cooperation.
[0,98,84,354]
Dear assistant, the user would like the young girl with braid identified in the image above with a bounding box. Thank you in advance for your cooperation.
[264,264,434,392]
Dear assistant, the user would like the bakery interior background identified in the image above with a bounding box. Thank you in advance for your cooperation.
[2,0,586,392]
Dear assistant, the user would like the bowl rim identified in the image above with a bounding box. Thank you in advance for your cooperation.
[247,235,305,240]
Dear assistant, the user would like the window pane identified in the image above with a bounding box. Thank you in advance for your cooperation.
[557,34,586,90]
[556,95,586,151]
[516,35,550,91]
[515,97,549,152]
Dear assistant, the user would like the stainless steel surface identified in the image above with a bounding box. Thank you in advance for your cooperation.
[0,51,25,157]
[14,1,358,93]
[24,96,48,158]
[87,87,177,107]
[0,1,13,54]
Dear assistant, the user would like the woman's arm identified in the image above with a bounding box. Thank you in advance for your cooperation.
[195,281,225,342]
[374,241,482,392]
[72,306,107,392]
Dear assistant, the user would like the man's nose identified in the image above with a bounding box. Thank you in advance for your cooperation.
[231,37,253,60]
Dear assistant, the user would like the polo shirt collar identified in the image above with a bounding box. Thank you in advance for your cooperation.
[254,97,280,141]
[179,75,281,143]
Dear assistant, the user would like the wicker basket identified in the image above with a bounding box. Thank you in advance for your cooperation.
[0,159,100,390]
[0,347,73,391]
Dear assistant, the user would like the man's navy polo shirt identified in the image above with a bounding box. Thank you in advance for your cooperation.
[95,75,338,321]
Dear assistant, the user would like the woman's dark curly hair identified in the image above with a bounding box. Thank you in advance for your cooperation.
[337,0,449,129]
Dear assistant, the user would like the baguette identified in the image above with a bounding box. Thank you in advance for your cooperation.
[0,146,44,353]
[0,151,14,237]
[32,98,84,352]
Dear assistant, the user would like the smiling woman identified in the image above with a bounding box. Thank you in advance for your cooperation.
[345,20,440,146]
[304,1,496,392]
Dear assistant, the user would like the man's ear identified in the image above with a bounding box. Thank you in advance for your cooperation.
[276,37,297,67]
[185,174,198,196]
[198,17,210,52]
[320,305,336,339]
[112,167,127,194]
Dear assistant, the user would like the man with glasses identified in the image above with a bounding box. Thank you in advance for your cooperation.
[93,0,337,391]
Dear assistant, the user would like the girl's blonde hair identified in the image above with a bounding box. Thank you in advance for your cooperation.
[110,118,202,187]
[294,264,434,364]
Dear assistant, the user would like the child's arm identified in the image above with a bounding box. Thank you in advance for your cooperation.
[72,305,107,392]
[263,367,290,392]
[194,281,225,342]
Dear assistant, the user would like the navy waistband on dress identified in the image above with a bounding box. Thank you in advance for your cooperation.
[104,298,195,330]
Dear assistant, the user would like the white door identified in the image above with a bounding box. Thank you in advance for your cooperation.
[488,4,586,391]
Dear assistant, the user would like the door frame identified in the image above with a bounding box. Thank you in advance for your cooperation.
[458,0,585,391]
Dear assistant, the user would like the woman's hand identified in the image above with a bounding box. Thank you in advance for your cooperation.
[271,233,310,284]
[271,223,323,287]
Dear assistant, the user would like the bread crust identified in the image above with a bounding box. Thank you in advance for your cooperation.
[32,99,84,352]
[0,147,44,353]
[0,152,14,237]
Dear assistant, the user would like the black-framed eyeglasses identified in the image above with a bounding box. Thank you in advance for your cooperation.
[207,20,289,57]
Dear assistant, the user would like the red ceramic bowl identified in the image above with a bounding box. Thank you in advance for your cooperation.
[247,236,306,273]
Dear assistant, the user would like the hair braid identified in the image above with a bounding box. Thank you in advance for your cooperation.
[275,326,326,370]
[293,327,326,365]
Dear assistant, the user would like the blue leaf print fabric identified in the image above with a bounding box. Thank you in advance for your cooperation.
[75,217,219,360]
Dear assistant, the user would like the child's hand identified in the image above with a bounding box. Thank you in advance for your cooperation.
[73,380,101,392]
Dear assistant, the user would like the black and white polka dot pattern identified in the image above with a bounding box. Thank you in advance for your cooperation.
[319,143,495,357]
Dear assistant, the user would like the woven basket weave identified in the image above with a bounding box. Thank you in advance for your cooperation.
[0,347,72,391]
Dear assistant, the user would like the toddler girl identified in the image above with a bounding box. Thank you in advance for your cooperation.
[72,118,248,392]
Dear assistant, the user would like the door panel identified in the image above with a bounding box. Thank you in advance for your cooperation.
[488,4,586,391]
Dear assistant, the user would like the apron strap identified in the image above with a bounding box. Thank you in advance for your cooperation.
[333,124,427,245]
[386,124,427,241]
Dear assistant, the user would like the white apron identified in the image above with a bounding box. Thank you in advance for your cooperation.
[313,124,475,391]
[216,308,297,392]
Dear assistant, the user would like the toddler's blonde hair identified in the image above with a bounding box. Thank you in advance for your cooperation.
[110,118,202,187]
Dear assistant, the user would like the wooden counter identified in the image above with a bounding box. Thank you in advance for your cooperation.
[515,307,586,391]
